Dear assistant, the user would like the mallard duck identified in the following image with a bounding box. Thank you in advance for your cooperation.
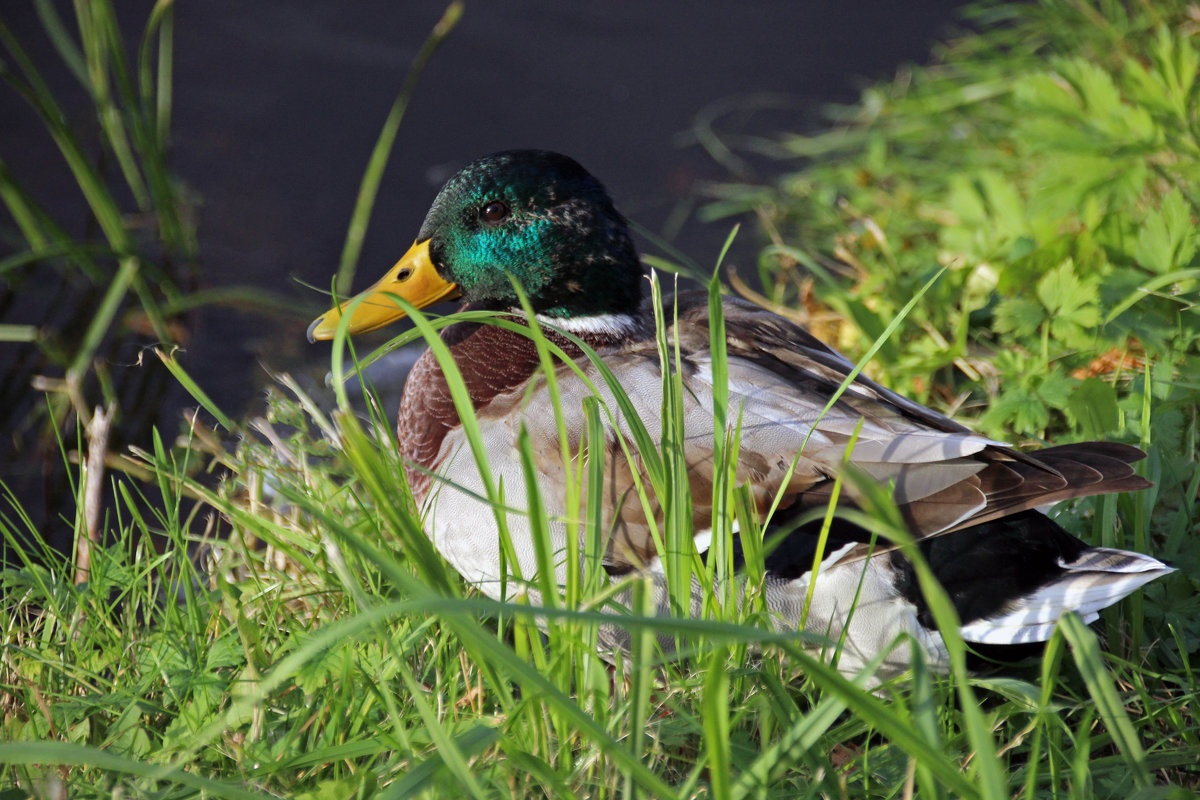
[309,150,1172,678]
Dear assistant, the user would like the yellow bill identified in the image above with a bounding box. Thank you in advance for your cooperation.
[307,239,460,342]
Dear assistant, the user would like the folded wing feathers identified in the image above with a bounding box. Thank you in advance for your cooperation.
[532,295,1152,569]
[937,445,1152,535]
[703,340,1150,541]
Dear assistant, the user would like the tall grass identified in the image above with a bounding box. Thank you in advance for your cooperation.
[5,259,1197,795]
[1,0,188,423]
[0,0,308,549]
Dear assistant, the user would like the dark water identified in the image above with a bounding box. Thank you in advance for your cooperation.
[1,1,965,540]
[166,1,966,407]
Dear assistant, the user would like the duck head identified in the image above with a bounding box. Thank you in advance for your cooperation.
[308,150,643,341]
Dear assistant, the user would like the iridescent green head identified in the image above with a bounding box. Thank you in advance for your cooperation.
[420,150,642,318]
[307,150,644,341]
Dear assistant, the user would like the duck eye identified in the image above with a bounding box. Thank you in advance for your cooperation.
[480,200,510,224]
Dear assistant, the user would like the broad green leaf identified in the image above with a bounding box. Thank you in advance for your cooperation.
[983,386,1050,435]
[1035,370,1076,410]
[994,296,1045,337]
[1037,260,1096,316]
[1014,72,1080,117]
[1057,58,1158,143]
[1067,377,1120,437]
[1124,27,1200,119]
[978,171,1027,239]
[1134,188,1197,274]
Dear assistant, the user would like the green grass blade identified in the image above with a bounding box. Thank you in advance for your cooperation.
[0,742,269,800]
[32,0,87,86]
[392,658,491,800]
[335,2,463,294]
[383,725,503,799]
[0,324,37,342]
[702,645,733,800]
[66,255,135,381]
[837,473,1005,800]
[0,16,130,252]
[138,0,176,144]
[1058,613,1153,789]
[155,346,234,430]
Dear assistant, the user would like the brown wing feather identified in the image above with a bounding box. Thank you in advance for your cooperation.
[504,291,1149,570]
[931,443,1151,534]
[700,295,1151,538]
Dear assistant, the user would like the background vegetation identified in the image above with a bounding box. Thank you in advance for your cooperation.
[0,0,196,557]
[2,0,1198,797]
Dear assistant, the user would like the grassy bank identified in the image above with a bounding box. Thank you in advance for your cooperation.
[3,0,1199,797]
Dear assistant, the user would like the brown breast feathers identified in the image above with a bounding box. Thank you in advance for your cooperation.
[396,315,631,501]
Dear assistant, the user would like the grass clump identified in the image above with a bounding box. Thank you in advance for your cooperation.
[1,0,192,441]
[709,0,1199,440]
[3,0,1200,797]
[0,0,307,543]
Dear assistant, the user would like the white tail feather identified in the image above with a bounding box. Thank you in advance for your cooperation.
[1059,546,1170,573]
[960,547,1174,645]
[962,612,1102,646]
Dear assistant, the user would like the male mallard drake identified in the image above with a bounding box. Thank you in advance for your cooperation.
[309,150,1172,678]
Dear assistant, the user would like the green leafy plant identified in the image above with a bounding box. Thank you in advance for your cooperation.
[706,1,1199,448]
[703,0,1200,679]
[0,0,306,544]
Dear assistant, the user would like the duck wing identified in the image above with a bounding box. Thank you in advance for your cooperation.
[531,292,1148,570]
